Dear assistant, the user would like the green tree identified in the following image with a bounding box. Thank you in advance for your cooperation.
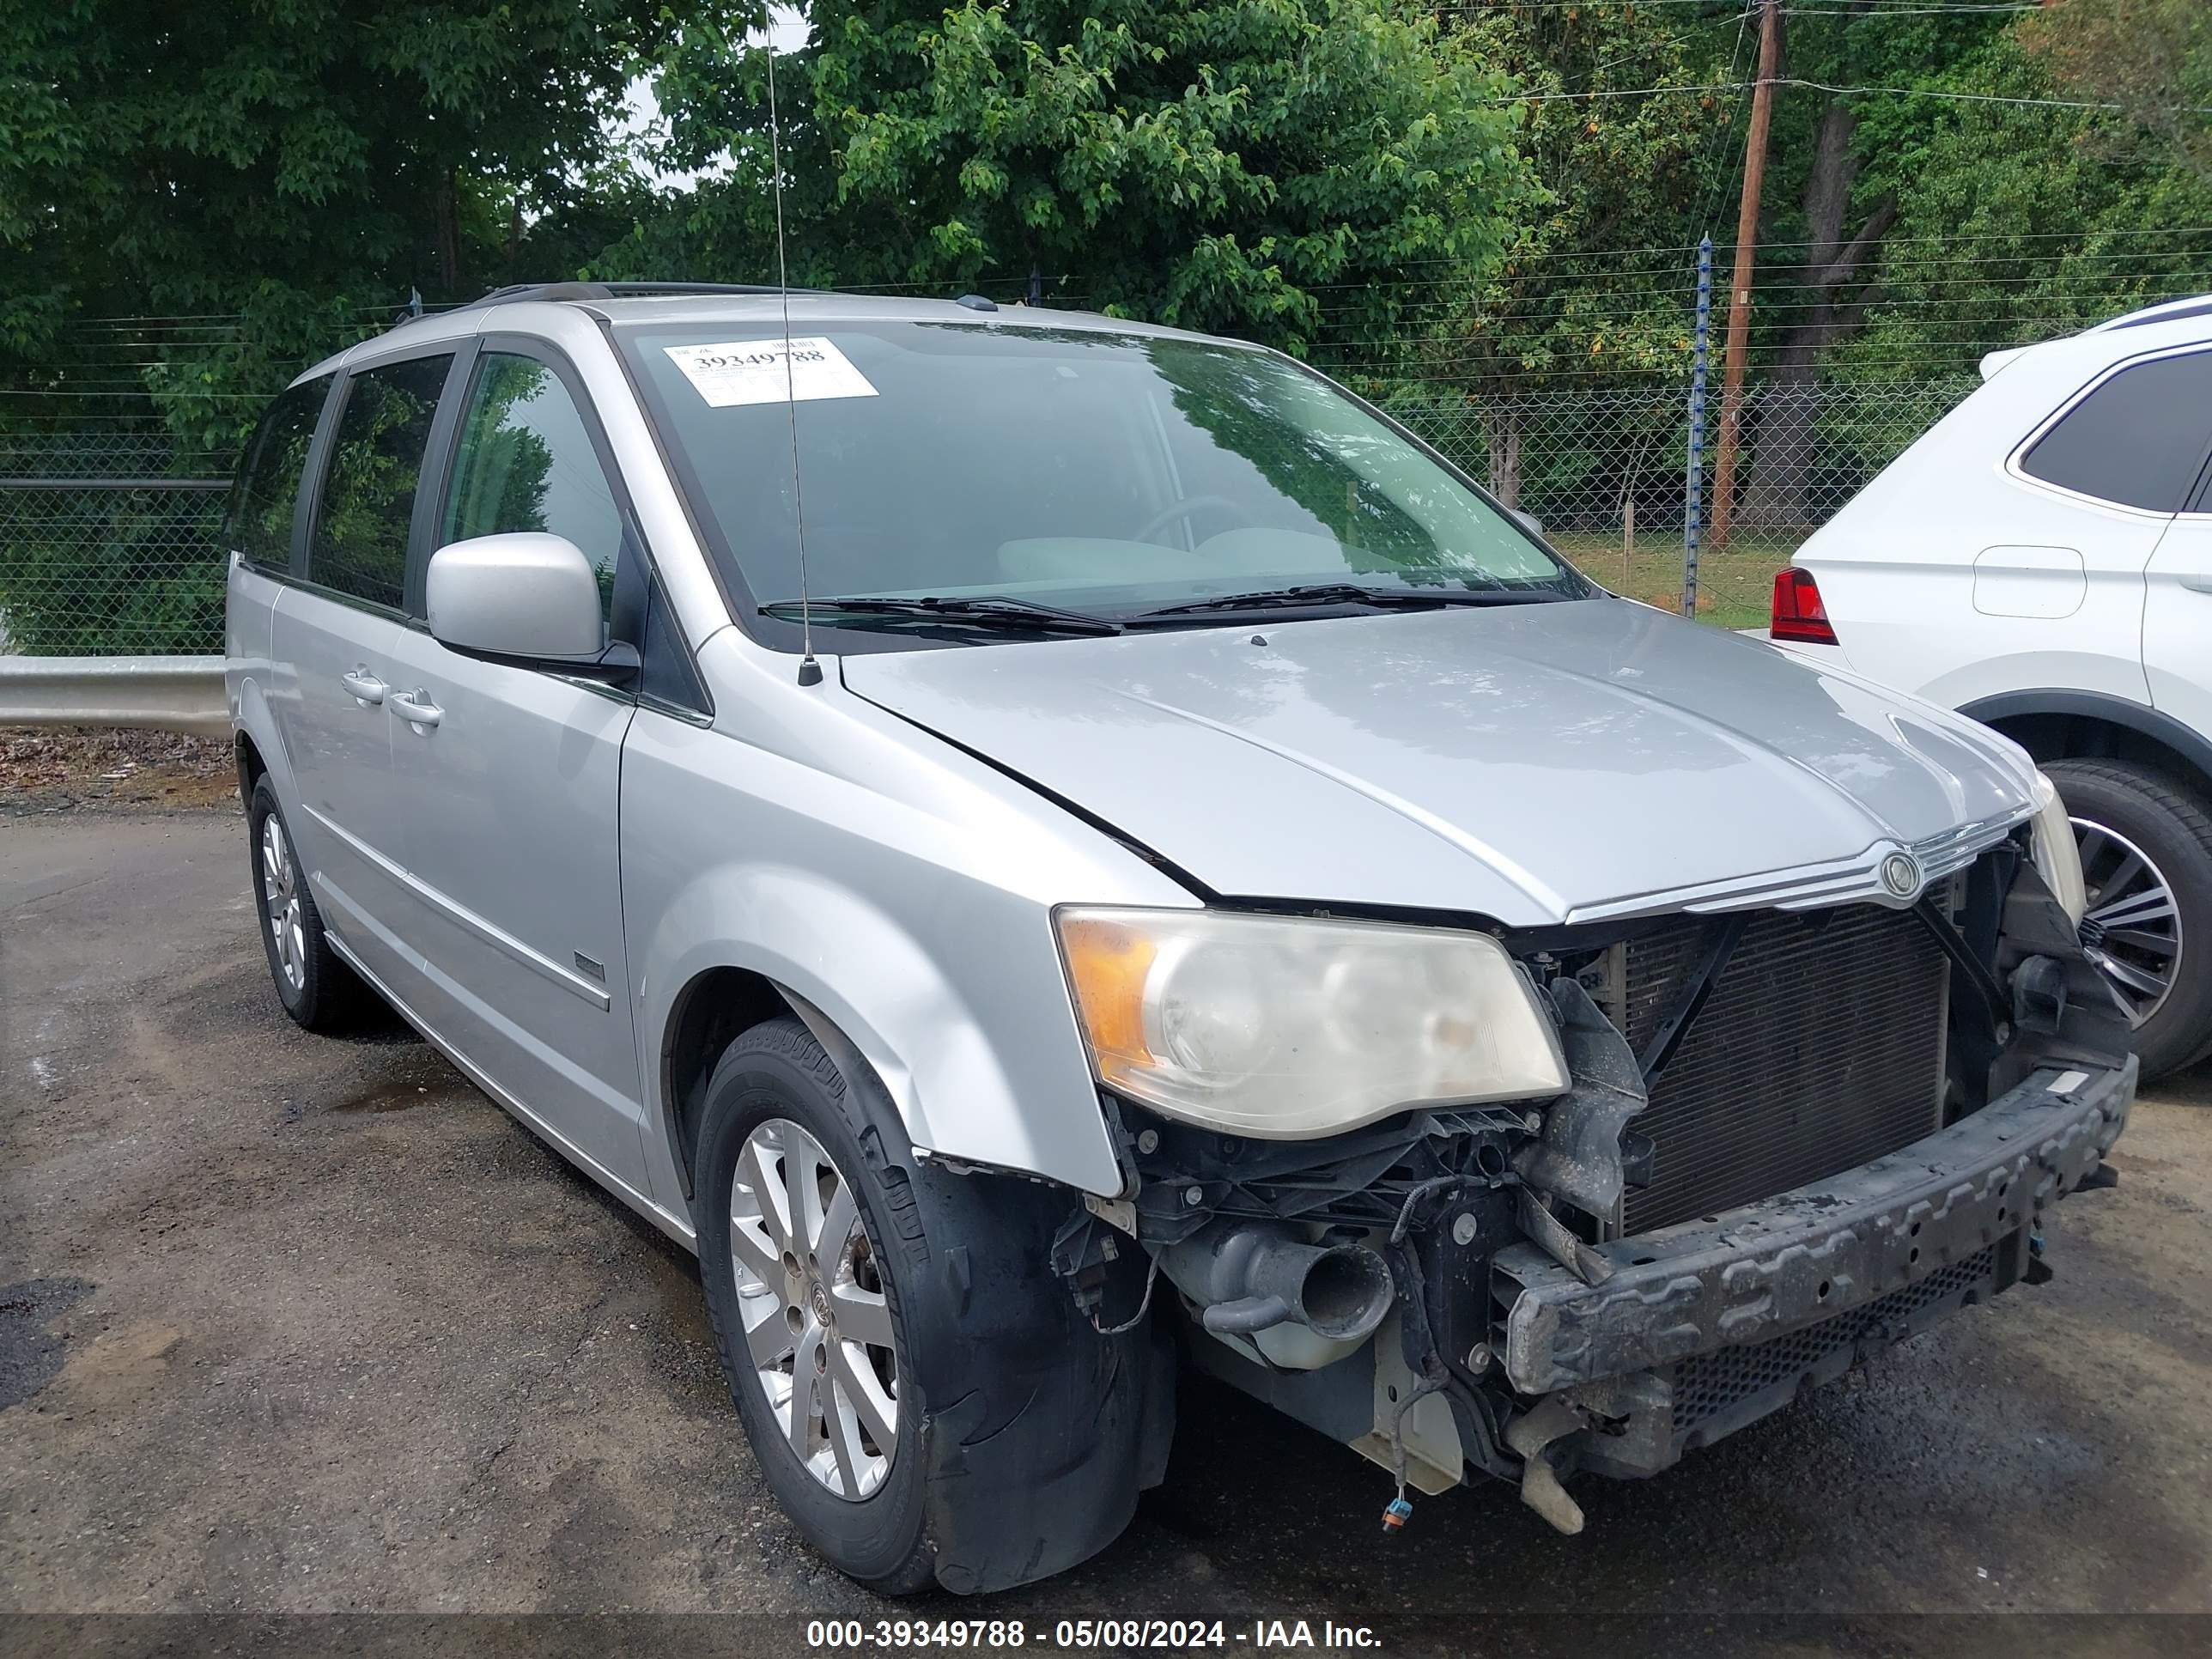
[607,0,1531,355]
[1433,1,1748,507]
[1827,19,2212,382]
[2024,0,2212,179]
[1712,3,2211,526]
[1728,4,2014,526]
[0,0,698,456]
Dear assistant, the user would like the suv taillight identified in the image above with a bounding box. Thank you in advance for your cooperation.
[1771,567,1838,645]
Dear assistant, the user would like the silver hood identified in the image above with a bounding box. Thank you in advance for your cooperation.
[840,598,2042,929]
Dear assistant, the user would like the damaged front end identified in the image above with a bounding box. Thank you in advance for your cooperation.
[1052,829,2136,1534]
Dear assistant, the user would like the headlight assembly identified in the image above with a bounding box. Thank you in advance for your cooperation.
[1055,907,1568,1137]
[2030,770,2088,926]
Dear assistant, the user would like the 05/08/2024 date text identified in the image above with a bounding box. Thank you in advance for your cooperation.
[805,1620,1386,1650]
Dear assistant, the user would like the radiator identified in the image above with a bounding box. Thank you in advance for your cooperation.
[1618,904,1950,1235]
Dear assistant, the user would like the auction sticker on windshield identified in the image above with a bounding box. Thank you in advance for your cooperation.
[663,337,879,407]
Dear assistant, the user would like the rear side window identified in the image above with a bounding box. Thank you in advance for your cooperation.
[2019,351,2212,513]
[440,352,624,625]
[309,354,453,609]
[226,374,330,570]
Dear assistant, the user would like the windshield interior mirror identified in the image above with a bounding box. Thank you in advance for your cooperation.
[426,532,607,663]
[1509,509,1547,543]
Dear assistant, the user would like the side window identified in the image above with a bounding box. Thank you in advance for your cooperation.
[441,353,624,626]
[639,580,708,714]
[2019,350,2212,513]
[226,374,331,570]
[309,354,453,609]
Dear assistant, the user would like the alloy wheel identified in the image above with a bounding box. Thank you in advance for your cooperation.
[728,1116,900,1500]
[260,813,306,994]
[2073,815,2183,1027]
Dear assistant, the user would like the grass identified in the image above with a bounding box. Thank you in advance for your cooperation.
[1548,529,1797,633]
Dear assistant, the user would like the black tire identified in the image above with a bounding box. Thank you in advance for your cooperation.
[247,776,374,1033]
[2045,757,2212,1079]
[693,1016,1171,1595]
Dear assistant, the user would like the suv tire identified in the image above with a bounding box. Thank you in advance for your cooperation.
[694,1016,1170,1595]
[248,776,375,1033]
[2045,757,2212,1079]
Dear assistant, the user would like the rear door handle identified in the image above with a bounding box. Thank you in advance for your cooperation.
[389,689,443,728]
[340,667,387,705]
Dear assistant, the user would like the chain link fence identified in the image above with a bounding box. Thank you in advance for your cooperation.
[0,367,1981,653]
[0,435,232,655]
[1380,376,1980,623]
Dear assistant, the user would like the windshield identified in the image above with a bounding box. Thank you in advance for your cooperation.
[623,319,1583,640]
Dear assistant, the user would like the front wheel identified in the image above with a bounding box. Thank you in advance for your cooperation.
[2045,757,2212,1079]
[693,1017,1171,1594]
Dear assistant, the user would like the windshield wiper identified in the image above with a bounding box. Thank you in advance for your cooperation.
[760,595,1123,636]
[1127,581,1571,621]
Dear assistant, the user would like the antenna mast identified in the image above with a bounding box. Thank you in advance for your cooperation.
[763,27,822,687]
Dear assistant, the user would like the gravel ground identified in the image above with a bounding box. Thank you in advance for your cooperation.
[0,726,235,815]
[3,806,2209,1656]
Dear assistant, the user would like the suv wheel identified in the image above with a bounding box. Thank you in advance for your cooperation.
[2045,758,2212,1079]
[693,1016,1170,1594]
[247,776,374,1032]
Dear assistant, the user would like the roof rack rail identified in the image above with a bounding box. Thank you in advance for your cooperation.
[2093,293,2212,333]
[447,280,832,313]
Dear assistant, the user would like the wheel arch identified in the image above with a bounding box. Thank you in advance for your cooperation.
[235,729,266,804]
[230,676,298,811]
[658,966,884,1205]
[1960,690,2212,804]
[638,867,1124,1210]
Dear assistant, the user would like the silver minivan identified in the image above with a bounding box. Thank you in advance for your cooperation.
[225,283,2135,1594]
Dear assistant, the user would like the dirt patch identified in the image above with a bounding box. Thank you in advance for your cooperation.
[0,726,235,815]
[52,1322,187,1417]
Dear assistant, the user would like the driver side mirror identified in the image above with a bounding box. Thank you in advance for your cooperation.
[426,532,606,663]
[1509,508,1547,544]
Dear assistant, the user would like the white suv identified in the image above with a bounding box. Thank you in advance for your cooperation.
[1781,295,2212,1077]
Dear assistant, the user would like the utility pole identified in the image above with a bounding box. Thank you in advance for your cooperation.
[1708,0,1781,553]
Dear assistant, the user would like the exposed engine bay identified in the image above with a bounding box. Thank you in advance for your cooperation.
[1050,831,2137,1534]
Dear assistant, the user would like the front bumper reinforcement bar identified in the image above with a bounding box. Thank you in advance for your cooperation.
[1493,1058,2136,1397]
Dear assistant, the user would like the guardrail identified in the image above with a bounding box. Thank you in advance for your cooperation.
[0,655,228,738]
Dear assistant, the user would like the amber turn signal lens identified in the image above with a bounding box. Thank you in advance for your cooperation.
[1059,913,1158,1065]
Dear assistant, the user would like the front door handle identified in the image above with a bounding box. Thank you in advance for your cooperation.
[2179,574,2212,594]
[389,689,443,728]
[340,666,387,705]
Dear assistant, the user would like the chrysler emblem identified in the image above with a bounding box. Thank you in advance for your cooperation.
[1879,850,1924,902]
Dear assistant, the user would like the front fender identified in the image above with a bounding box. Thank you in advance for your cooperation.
[641,861,1097,1185]
[620,683,1195,1212]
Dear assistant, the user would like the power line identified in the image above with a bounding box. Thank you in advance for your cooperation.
[1438,1,2061,11]
[1430,1,1755,10]
[43,228,2209,327]
[1486,78,2212,112]
[1692,3,1760,240]
[1307,266,2212,301]
[1486,80,1747,103]
[1789,78,2191,109]
[1299,253,2212,294]
[1784,3,2047,12]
